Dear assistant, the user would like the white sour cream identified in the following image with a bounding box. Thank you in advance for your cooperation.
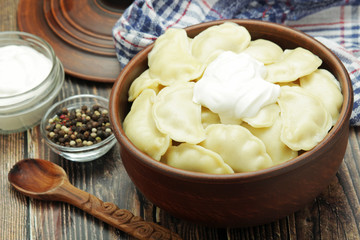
[0,45,52,97]
[193,51,280,124]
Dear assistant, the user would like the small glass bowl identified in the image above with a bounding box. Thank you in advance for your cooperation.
[0,31,64,134]
[40,94,117,162]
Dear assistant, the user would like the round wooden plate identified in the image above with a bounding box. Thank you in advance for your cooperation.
[17,0,130,83]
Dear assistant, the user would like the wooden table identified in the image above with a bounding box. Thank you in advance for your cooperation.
[1,1,360,239]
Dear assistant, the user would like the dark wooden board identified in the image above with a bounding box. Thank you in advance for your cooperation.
[17,0,122,82]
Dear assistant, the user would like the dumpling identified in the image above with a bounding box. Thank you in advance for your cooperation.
[148,28,204,86]
[201,106,221,129]
[300,69,343,125]
[242,39,283,64]
[153,82,206,144]
[242,117,298,165]
[128,69,162,102]
[162,143,234,174]
[243,103,280,128]
[200,124,273,173]
[265,47,322,83]
[191,22,251,64]
[277,86,332,151]
[123,89,171,160]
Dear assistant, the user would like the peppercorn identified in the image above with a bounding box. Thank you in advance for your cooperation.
[84,131,90,138]
[45,104,113,147]
[93,105,100,110]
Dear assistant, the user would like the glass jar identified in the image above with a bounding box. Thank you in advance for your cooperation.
[40,94,117,162]
[0,31,64,134]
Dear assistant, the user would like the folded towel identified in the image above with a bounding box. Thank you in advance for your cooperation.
[113,0,360,125]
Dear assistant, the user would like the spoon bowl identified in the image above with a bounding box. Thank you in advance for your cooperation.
[8,158,181,240]
[8,158,66,198]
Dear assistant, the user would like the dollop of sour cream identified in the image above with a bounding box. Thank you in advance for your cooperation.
[193,51,280,124]
[0,45,52,97]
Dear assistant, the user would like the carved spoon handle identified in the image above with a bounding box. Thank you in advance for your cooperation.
[59,180,182,240]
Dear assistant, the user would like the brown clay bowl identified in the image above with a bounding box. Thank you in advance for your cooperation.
[109,19,353,227]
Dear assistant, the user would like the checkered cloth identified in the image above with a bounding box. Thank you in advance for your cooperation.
[112,0,360,125]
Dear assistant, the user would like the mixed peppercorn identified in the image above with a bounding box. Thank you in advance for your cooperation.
[45,104,113,147]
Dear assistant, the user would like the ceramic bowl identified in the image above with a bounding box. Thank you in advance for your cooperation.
[41,94,117,162]
[109,19,353,227]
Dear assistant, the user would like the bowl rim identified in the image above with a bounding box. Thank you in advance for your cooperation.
[109,19,353,183]
[40,94,116,153]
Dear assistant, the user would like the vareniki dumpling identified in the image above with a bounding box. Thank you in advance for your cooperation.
[201,106,221,128]
[300,69,343,125]
[242,39,283,64]
[200,124,273,173]
[148,28,204,86]
[162,143,234,174]
[123,89,171,160]
[277,86,332,151]
[265,47,322,83]
[191,22,251,64]
[242,103,280,128]
[242,116,298,165]
[153,82,206,144]
[128,69,161,102]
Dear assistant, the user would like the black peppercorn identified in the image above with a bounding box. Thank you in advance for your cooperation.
[93,105,100,111]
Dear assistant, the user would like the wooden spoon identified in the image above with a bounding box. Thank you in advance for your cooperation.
[8,158,182,240]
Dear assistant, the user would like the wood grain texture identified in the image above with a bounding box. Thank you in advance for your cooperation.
[1,1,360,239]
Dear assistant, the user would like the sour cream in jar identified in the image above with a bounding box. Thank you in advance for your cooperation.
[0,45,52,97]
[193,51,280,124]
[0,31,64,134]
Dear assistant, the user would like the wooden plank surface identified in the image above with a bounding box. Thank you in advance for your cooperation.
[1,1,360,239]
